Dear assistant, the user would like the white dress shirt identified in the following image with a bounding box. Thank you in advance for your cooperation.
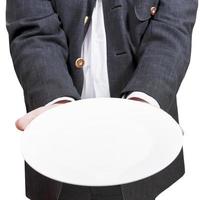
[45,0,160,108]
[81,0,110,98]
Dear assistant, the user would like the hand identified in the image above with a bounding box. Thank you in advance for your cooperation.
[15,100,71,131]
[128,96,149,104]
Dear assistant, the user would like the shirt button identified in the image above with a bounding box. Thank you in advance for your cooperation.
[84,16,89,25]
[150,6,157,16]
[75,58,85,69]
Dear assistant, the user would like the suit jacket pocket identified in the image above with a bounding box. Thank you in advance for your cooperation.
[134,0,160,21]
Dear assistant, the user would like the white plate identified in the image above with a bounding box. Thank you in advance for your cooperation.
[21,97,183,186]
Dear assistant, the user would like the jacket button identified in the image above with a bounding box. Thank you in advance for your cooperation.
[84,16,89,25]
[75,58,85,69]
[150,6,157,16]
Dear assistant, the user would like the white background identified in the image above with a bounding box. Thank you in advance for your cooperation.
[0,1,199,199]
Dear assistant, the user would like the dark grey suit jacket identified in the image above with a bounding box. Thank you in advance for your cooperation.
[6,0,198,199]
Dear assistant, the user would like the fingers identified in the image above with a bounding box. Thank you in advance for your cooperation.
[15,106,45,131]
[15,102,68,131]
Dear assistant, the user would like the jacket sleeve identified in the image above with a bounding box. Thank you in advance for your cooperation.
[121,0,198,112]
[6,0,81,112]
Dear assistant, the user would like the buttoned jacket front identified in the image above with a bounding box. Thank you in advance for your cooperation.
[6,0,198,199]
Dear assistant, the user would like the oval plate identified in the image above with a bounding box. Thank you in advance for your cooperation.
[21,98,183,186]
